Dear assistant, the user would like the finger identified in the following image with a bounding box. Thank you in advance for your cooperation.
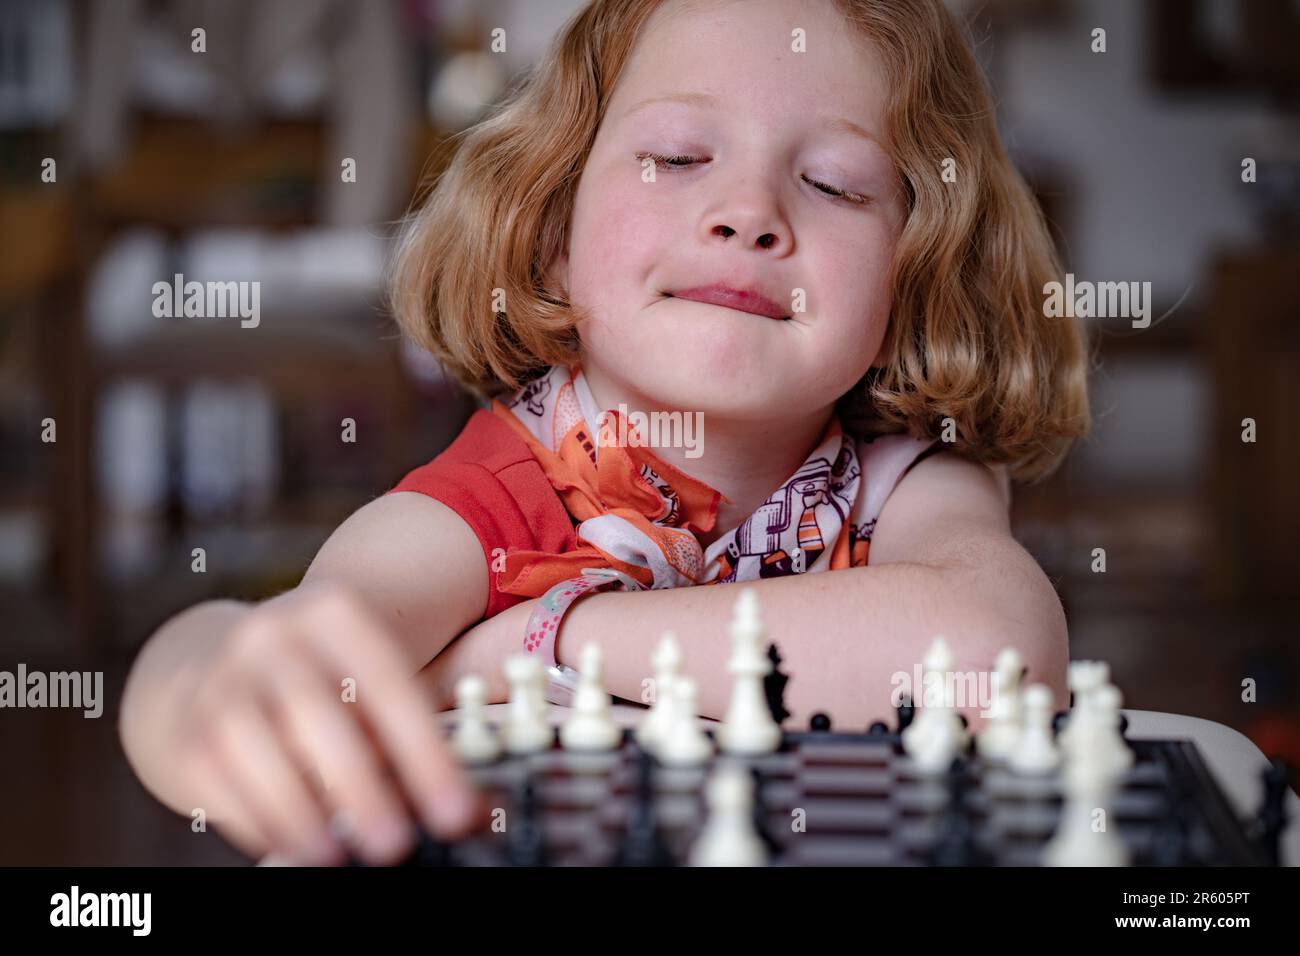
[209,695,347,866]
[182,735,276,862]
[301,593,482,838]
[264,642,419,864]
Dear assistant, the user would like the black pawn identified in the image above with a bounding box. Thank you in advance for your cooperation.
[750,766,782,857]
[763,643,791,726]
[929,757,991,867]
[505,778,549,867]
[809,712,832,732]
[403,826,455,867]
[896,698,915,733]
[1248,757,1292,867]
[867,720,891,736]
[613,750,675,867]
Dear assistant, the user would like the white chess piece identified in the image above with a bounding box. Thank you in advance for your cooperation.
[560,643,621,752]
[1008,683,1060,774]
[902,636,968,762]
[975,647,1024,763]
[636,631,683,753]
[911,702,967,774]
[502,655,553,754]
[1043,736,1130,866]
[452,674,502,763]
[1066,683,1133,776]
[902,637,949,755]
[1058,660,1108,751]
[689,762,767,867]
[718,590,781,755]
[658,677,714,767]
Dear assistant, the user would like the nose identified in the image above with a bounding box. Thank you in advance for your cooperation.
[701,179,793,254]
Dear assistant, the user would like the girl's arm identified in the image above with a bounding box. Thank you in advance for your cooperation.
[119,492,491,862]
[426,452,1068,731]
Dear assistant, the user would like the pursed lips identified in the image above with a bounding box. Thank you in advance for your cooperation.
[666,285,790,320]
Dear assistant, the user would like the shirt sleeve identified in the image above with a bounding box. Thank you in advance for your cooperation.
[387,410,578,621]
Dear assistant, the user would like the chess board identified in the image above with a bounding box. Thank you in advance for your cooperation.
[383,725,1278,867]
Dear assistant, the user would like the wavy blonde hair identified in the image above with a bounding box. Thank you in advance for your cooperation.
[390,0,1092,482]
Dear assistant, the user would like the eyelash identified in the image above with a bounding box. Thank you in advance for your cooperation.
[634,151,871,206]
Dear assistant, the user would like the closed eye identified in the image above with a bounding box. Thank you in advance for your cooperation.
[802,174,870,205]
[636,151,706,169]
[634,153,870,206]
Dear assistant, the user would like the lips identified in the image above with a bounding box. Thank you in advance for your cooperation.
[666,284,789,320]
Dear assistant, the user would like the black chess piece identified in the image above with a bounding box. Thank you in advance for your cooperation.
[613,750,676,867]
[764,643,791,726]
[1247,757,1292,867]
[1052,710,1069,737]
[403,826,456,867]
[928,757,992,867]
[895,698,915,733]
[505,777,549,867]
[809,712,832,732]
[867,720,890,736]
[750,766,782,858]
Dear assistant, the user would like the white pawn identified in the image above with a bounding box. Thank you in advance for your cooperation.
[911,701,968,774]
[1043,739,1130,866]
[502,654,553,754]
[1008,683,1060,774]
[560,643,621,752]
[1070,683,1133,776]
[658,677,714,767]
[902,636,968,759]
[636,631,682,753]
[902,637,950,755]
[975,647,1024,762]
[452,674,502,763]
[718,590,781,755]
[1058,660,1108,751]
[689,762,767,867]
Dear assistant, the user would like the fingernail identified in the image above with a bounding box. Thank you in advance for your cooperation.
[369,816,415,859]
[310,833,344,867]
[428,785,476,834]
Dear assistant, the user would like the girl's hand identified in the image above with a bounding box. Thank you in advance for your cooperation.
[172,581,486,866]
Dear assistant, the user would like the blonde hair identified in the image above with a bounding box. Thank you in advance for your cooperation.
[390,0,1092,483]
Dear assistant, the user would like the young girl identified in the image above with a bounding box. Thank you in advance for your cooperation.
[120,0,1090,867]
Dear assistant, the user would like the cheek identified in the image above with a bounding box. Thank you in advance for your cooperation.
[817,232,896,349]
[570,180,669,289]
[569,183,673,337]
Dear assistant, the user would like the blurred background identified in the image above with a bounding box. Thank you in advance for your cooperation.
[0,0,1297,864]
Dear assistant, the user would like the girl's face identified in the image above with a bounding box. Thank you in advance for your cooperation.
[555,0,905,423]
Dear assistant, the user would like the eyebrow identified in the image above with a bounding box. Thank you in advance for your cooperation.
[622,91,887,152]
[623,91,721,115]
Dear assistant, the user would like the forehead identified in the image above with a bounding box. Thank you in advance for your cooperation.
[608,0,886,122]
